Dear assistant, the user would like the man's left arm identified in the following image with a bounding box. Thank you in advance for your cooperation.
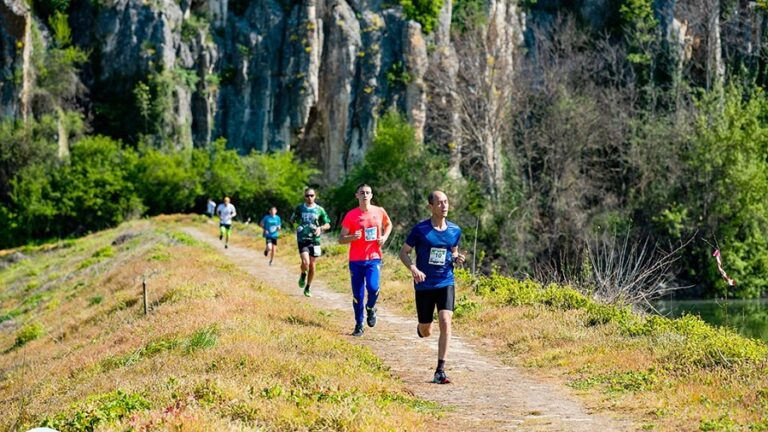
[451,230,465,265]
[319,209,331,232]
[378,211,393,245]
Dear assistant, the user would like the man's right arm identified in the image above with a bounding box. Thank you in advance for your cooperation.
[399,244,426,283]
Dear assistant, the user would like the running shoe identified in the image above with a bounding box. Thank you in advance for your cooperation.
[352,323,364,337]
[298,272,307,289]
[264,249,268,257]
[303,286,312,297]
[224,244,228,249]
[433,370,451,384]
[219,234,223,240]
[366,307,377,328]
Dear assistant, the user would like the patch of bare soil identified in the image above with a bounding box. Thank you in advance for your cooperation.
[185,227,635,431]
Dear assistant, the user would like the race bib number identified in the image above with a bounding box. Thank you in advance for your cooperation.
[364,227,377,241]
[312,245,322,256]
[269,226,277,233]
[428,248,447,265]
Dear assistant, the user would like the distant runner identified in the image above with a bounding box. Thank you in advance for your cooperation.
[216,196,237,249]
[206,198,216,219]
[338,184,392,337]
[399,190,464,384]
[290,188,331,297]
[260,207,282,266]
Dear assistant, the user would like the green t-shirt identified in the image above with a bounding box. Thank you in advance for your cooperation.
[291,203,331,244]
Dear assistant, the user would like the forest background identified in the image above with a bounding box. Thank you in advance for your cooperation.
[3,0,768,300]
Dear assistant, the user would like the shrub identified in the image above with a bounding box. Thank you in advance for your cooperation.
[400,0,444,33]
[15,322,44,347]
[42,390,150,430]
[133,146,204,215]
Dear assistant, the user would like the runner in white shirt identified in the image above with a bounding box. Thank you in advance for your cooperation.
[216,196,237,248]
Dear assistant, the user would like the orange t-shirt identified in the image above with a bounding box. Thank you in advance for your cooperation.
[341,206,391,262]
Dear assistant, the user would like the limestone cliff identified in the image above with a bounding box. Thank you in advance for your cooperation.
[4,0,752,183]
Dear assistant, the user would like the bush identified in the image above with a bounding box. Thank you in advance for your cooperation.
[400,0,444,33]
[133,146,204,215]
[15,322,44,347]
[9,135,143,241]
[42,390,150,431]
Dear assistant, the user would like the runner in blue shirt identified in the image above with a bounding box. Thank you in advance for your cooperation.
[399,190,465,384]
[260,206,282,266]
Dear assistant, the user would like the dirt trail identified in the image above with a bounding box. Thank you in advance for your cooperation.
[185,227,634,431]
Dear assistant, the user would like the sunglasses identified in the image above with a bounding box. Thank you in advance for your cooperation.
[305,194,315,197]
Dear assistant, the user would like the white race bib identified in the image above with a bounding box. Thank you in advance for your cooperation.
[364,227,377,241]
[269,226,277,233]
[312,245,322,256]
[428,248,447,265]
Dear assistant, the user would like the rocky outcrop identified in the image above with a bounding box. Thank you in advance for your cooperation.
[7,0,528,183]
[0,0,30,120]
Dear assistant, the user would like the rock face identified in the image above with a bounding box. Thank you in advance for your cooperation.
[2,0,516,182]
[0,0,30,120]
[5,0,748,182]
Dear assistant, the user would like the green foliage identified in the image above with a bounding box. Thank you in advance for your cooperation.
[37,13,88,103]
[453,295,481,319]
[385,62,412,88]
[468,270,768,367]
[570,369,660,393]
[619,0,658,85]
[100,337,181,370]
[133,146,204,215]
[181,15,209,43]
[451,0,486,32]
[42,389,150,431]
[680,85,768,297]
[184,325,219,353]
[399,0,444,33]
[328,111,449,234]
[31,0,70,21]
[9,135,143,241]
[15,321,44,347]
[239,148,319,217]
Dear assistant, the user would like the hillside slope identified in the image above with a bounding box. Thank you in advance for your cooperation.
[0,217,441,430]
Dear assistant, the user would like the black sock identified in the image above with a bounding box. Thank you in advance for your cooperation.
[305,284,311,290]
[437,359,445,372]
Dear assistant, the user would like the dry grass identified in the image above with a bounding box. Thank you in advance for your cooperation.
[0,217,442,431]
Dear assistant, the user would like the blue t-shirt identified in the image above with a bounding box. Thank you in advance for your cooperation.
[405,219,462,290]
[261,215,282,239]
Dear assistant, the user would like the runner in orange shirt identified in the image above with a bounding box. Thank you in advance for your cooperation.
[338,184,393,336]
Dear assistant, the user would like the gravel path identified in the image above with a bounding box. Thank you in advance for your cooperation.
[185,227,635,431]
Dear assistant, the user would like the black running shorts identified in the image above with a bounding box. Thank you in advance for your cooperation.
[415,285,455,324]
[297,240,321,257]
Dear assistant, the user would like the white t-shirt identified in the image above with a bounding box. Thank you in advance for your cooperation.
[216,203,236,224]
[206,200,216,214]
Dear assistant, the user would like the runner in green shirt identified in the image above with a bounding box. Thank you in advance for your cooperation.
[289,188,331,297]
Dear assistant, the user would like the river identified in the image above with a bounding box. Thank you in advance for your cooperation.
[653,299,768,341]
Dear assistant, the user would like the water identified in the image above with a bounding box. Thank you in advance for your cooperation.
[653,299,768,341]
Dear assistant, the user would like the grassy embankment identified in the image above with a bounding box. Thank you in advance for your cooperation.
[309,224,768,431]
[0,216,443,431]
[4,215,768,431]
